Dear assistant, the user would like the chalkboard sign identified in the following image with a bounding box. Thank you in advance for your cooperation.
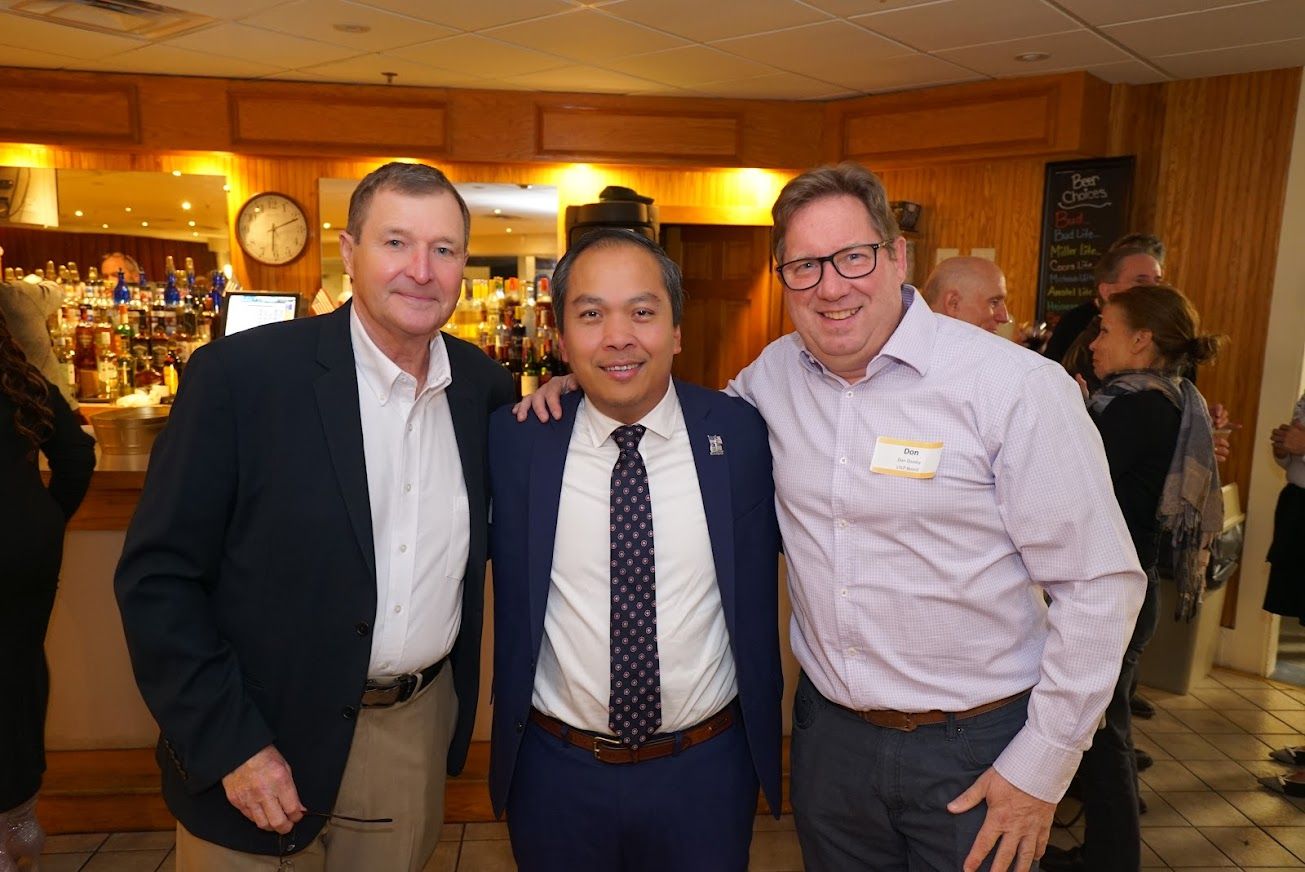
[1036,156,1135,323]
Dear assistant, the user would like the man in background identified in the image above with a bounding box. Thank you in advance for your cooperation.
[920,256,1011,333]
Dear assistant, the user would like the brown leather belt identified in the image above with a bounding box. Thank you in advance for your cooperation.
[360,656,448,708]
[529,701,738,764]
[836,689,1031,732]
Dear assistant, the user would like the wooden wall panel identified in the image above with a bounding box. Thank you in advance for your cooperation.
[229,92,446,154]
[0,69,138,145]
[537,106,741,161]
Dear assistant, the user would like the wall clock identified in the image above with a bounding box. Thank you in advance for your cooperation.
[236,192,309,266]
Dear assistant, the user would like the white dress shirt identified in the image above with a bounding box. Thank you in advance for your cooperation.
[1276,392,1305,488]
[727,287,1146,802]
[352,308,469,678]
[533,383,738,733]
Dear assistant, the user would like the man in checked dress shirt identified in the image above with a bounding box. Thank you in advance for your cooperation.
[523,162,1145,872]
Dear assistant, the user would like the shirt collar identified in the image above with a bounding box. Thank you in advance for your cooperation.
[350,305,452,406]
[576,379,679,449]
[796,284,935,382]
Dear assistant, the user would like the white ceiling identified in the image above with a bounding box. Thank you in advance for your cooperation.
[1,0,1303,99]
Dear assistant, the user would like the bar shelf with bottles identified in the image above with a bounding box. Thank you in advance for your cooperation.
[5,255,226,404]
[443,275,564,401]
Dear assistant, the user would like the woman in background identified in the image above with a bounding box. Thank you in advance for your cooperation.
[0,304,95,871]
[1042,285,1223,872]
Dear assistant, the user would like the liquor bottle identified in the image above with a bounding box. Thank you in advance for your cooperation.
[210,272,226,318]
[73,312,98,400]
[494,306,510,364]
[161,345,181,398]
[520,338,540,397]
[510,305,526,369]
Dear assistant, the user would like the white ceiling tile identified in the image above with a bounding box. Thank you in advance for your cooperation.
[350,0,576,31]
[1102,0,1305,57]
[485,8,689,62]
[1074,59,1170,84]
[293,54,489,88]
[1155,36,1305,79]
[691,71,852,99]
[0,10,145,57]
[391,34,570,76]
[714,21,916,89]
[0,44,91,70]
[853,0,1081,51]
[499,64,666,92]
[103,44,286,78]
[600,0,829,43]
[238,0,453,51]
[160,22,360,67]
[847,52,985,92]
[1051,0,1250,27]
[936,29,1131,77]
[801,0,945,15]
[602,45,776,87]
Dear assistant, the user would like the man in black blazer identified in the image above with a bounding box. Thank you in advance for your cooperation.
[116,162,512,870]
[488,229,783,871]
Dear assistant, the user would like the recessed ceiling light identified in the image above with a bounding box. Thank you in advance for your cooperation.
[141,220,149,227]
[188,220,196,227]
[505,227,513,234]
[172,170,182,177]
[333,22,371,33]
[124,206,133,212]
[322,221,332,230]
[74,209,83,217]
[101,223,109,229]
[493,208,502,215]
[222,184,231,192]
[181,201,191,210]
[1015,51,1050,62]
[192,231,199,237]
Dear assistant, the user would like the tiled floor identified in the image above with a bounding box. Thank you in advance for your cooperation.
[37,666,1305,871]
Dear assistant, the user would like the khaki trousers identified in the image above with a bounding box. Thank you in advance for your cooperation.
[176,664,457,872]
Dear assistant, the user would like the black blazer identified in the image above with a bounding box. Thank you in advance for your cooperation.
[115,303,512,854]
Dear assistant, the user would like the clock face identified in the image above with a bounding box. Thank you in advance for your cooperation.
[236,193,309,266]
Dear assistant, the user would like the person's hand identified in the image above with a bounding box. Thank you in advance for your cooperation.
[1074,374,1090,402]
[221,745,305,834]
[1280,421,1305,457]
[948,767,1054,872]
[1272,424,1291,459]
[512,373,576,422]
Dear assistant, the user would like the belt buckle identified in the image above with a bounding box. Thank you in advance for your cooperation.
[591,733,626,761]
[896,712,916,732]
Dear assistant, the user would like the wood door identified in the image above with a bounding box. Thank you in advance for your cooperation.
[662,224,785,390]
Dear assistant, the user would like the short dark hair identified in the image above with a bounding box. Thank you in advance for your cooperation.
[1110,233,1165,263]
[551,228,684,334]
[1093,245,1156,286]
[346,162,470,249]
[771,162,900,263]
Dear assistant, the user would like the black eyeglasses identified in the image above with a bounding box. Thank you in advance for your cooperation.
[276,811,393,869]
[775,242,885,291]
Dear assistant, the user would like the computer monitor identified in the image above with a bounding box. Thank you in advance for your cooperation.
[219,292,301,337]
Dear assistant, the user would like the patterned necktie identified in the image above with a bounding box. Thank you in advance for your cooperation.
[608,423,662,747]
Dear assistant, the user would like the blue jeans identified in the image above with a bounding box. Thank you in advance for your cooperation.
[791,672,1033,872]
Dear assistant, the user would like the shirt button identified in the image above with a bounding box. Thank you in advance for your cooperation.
[354,621,370,636]
[848,647,858,657]
[407,424,414,433]
[845,391,853,398]
[404,483,412,493]
[341,705,357,719]
[837,519,848,528]
[379,661,390,669]
[838,456,847,465]
[399,544,407,553]
[393,604,403,614]
[840,588,848,597]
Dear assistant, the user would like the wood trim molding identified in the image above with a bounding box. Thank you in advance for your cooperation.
[228,90,447,155]
[0,70,139,145]
[536,104,743,162]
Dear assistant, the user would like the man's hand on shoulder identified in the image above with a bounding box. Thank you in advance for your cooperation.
[512,373,576,422]
[948,767,1054,872]
[222,744,305,834]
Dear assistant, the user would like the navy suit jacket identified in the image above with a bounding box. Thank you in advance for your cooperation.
[487,379,783,818]
[115,303,513,854]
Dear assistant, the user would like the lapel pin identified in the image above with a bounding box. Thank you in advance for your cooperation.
[708,435,725,456]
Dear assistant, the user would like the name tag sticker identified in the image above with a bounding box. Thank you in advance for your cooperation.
[870,437,943,479]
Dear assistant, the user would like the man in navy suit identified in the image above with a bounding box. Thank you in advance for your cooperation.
[488,228,782,871]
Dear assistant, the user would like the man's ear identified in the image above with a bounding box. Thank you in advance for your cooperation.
[943,290,961,316]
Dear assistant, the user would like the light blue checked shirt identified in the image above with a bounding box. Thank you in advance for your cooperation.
[728,286,1145,802]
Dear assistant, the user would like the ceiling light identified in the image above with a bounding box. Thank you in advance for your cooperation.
[505,227,513,233]
[322,221,332,230]
[1015,51,1050,62]
[124,206,132,212]
[141,220,149,227]
[74,209,83,217]
[172,170,182,177]
[493,208,502,215]
[333,22,371,33]
[188,220,196,227]
[192,231,199,237]
[222,184,230,192]
[181,200,191,210]
[101,223,108,229]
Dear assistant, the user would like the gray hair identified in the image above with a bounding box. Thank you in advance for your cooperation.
[551,228,684,333]
[346,162,470,249]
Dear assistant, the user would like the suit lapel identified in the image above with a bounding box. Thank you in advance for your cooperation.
[528,392,581,656]
[313,304,376,581]
[677,381,737,634]
[445,349,482,568]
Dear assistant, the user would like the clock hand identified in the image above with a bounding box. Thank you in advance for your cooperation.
[269,217,304,232]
